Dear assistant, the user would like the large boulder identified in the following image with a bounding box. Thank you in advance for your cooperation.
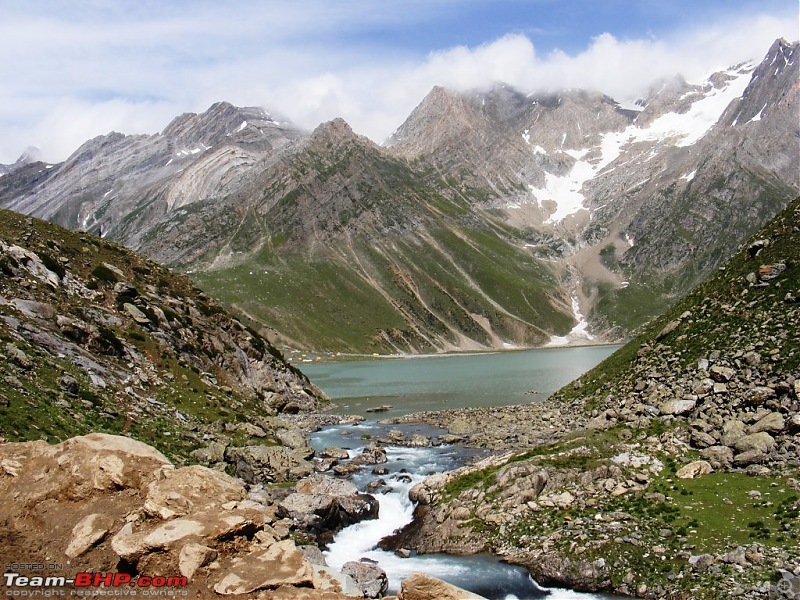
[675,460,713,479]
[213,539,315,595]
[143,465,245,519]
[111,504,264,563]
[398,572,488,600]
[225,445,314,484]
[659,399,696,416]
[278,474,379,533]
[0,433,171,508]
[733,432,776,454]
[341,561,389,598]
[700,446,734,469]
[749,412,785,434]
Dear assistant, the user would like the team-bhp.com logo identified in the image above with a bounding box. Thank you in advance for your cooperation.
[4,571,188,596]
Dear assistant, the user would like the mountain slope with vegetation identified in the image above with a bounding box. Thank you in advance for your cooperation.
[389,196,800,598]
[0,41,796,353]
[0,209,328,462]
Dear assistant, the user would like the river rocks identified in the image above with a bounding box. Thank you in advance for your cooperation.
[319,447,350,460]
[398,572,488,600]
[277,426,309,449]
[278,474,379,534]
[351,444,388,465]
[341,561,389,598]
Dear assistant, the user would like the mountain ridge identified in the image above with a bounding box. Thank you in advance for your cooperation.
[1,38,797,353]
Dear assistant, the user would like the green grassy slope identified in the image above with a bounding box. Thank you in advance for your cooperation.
[0,210,327,462]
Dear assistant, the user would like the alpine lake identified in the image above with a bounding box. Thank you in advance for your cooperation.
[301,345,622,599]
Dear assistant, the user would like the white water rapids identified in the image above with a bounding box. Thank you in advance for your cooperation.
[311,422,614,599]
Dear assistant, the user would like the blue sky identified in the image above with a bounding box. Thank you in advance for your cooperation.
[0,0,796,163]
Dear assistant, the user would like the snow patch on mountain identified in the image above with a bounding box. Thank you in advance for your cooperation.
[546,295,594,347]
[530,67,753,224]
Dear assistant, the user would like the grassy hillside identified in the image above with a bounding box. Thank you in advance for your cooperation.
[0,210,327,462]
[195,223,575,353]
[559,195,800,405]
[397,196,800,598]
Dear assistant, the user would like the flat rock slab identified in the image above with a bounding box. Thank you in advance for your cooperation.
[144,465,245,519]
[213,539,314,594]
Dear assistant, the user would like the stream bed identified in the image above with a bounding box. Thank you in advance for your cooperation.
[310,421,616,599]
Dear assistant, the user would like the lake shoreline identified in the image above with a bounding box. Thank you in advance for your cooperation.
[288,340,624,364]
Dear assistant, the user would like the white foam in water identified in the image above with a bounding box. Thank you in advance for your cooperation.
[318,427,612,599]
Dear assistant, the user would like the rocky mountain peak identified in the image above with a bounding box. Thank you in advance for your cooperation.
[14,146,44,167]
[306,117,368,150]
[0,147,45,178]
[161,101,297,150]
[718,39,798,130]
[385,85,479,152]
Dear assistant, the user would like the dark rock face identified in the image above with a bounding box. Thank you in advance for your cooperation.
[276,474,380,541]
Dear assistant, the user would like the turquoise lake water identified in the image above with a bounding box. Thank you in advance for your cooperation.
[302,345,620,417]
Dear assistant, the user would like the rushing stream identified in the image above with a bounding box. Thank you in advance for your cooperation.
[310,422,615,599]
[304,347,620,598]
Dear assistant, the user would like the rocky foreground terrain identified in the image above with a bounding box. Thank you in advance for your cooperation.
[0,432,486,599]
[387,197,800,598]
[0,211,486,598]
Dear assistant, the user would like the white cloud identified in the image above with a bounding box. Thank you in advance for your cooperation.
[0,3,795,163]
[259,12,796,144]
